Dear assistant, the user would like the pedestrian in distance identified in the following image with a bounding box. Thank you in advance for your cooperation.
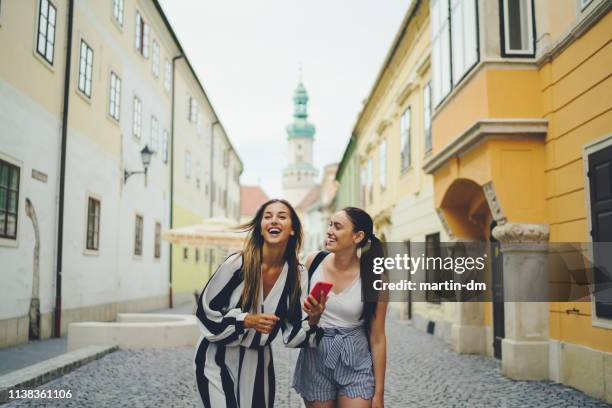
[294,206,388,408]
[194,199,327,408]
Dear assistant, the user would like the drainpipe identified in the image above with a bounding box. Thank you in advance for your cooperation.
[54,0,75,338]
[169,54,184,309]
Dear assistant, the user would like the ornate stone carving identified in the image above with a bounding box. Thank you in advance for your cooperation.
[435,208,454,240]
[492,223,549,244]
[483,181,506,223]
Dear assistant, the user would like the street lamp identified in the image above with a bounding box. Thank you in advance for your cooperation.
[124,145,153,184]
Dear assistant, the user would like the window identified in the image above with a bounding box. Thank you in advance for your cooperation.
[587,144,612,319]
[195,161,202,189]
[379,140,387,190]
[78,40,93,98]
[425,233,442,303]
[189,97,198,122]
[501,0,535,57]
[423,83,432,153]
[112,0,124,26]
[161,130,169,164]
[151,40,160,77]
[86,197,100,250]
[150,116,159,152]
[154,222,161,259]
[109,72,121,121]
[134,215,143,256]
[132,96,142,139]
[431,0,452,106]
[367,159,373,204]
[431,0,479,106]
[135,12,149,57]
[0,160,20,239]
[36,0,56,64]
[196,111,203,137]
[185,150,192,178]
[195,248,200,263]
[451,0,478,84]
[183,247,188,261]
[164,60,172,92]
[401,108,412,171]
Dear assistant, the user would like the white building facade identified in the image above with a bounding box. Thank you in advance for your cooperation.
[0,0,240,348]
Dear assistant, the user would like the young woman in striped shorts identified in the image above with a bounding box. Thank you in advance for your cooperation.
[294,207,388,408]
[194,199,326,408]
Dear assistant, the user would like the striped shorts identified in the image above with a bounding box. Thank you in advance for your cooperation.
[293,326,375,402]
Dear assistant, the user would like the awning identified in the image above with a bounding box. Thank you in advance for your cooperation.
[162,217,246,250]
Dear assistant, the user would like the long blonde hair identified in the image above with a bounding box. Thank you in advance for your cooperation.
[239,199,303,313]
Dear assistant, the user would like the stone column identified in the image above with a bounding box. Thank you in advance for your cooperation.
[450,239,486,354]
[492,223,550,380]
[451,301,486,354]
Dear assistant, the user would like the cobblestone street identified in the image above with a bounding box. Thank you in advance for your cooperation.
[4,319,610,407]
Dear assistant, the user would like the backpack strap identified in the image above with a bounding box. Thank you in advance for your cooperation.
[307,251,330,291]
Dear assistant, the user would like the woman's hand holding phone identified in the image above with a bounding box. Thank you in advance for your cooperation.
[303,291,328,328]
[244,313,280,334]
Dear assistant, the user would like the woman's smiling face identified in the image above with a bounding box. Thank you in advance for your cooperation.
[260,201,294,245]
[325,211,364,252]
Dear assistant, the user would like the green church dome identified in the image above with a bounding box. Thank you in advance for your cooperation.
[287,81,315,139]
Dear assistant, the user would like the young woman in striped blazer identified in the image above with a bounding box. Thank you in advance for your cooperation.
[294,207,388,408]
[194,199,326,408]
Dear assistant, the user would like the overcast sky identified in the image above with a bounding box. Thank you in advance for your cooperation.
[158,0,413,198]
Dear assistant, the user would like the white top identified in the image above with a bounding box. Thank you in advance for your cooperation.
[311,260,363,329]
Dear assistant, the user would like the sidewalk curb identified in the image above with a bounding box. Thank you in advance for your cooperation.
[0,344,118,404]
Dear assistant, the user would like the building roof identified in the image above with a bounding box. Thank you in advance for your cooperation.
[296,184,322,212]
[240,185,270,217]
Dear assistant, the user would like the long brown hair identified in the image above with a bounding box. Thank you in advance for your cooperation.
[239,199,303,313]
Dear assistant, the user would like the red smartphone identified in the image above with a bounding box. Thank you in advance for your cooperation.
[309,281,334,302]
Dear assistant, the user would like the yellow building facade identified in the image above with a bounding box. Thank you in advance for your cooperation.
[422,0,611,402]
[351,0,458,334]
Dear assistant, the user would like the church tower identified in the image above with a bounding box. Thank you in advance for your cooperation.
[282,80,318,206]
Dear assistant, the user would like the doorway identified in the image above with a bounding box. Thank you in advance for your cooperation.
[491,221,504,359]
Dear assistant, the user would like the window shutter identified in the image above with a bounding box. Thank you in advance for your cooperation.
[588,145,612,318]
[135,13,141,50]
[143,23,150,57]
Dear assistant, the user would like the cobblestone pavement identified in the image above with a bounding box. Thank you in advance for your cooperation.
[4,319,610,407]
